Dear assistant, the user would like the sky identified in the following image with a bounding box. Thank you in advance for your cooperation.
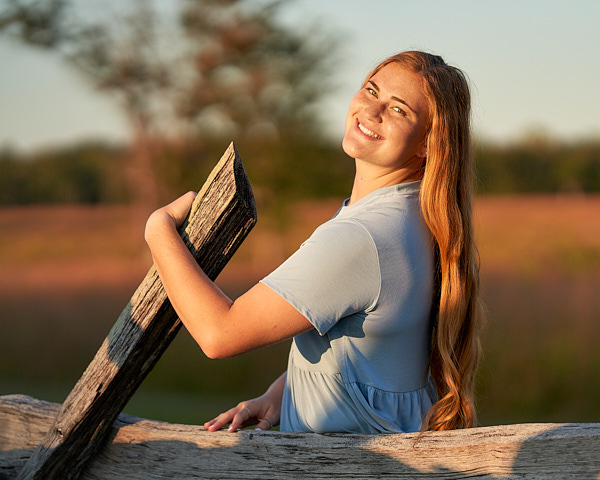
[1,0,599,152]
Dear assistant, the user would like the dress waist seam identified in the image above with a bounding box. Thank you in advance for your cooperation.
[345,380,433,395]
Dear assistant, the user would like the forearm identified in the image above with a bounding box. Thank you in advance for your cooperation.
[145,209,233,354]
[264,371,287,403]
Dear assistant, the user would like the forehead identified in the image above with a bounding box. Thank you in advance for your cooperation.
[369,63,428,113]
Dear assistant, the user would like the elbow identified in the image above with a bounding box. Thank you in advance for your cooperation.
[201,344,234,360]
[182,309,248,359]
[195,329,240,360]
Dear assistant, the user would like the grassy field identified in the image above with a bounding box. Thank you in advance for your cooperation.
[1,195,599,426]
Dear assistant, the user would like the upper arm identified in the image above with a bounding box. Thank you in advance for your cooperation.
[201,282,313,359]
[260,219,380,335]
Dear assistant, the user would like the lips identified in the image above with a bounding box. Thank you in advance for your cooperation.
[357,120,383,140]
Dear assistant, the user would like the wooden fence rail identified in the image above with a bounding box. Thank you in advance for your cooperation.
[1,394,599,480]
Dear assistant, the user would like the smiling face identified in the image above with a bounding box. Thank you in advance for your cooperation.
[342,62,430,176]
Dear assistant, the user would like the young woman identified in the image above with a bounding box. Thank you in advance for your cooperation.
[145,51,484,434]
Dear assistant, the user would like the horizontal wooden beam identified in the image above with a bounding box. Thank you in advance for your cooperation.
[2,395,600,480]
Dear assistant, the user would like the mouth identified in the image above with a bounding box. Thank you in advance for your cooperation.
[357,120,383,140]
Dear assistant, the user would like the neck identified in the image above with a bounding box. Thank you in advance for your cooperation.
[348,159,423,205]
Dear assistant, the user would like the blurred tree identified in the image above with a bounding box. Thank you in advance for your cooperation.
[0,0,68,47]
[0,0,338,208]
[0,0,173,213]
[178,0,336,142]
[66,1,173,213]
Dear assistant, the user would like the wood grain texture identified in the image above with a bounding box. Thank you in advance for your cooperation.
[13,143,256,480]
[2,395,599,480]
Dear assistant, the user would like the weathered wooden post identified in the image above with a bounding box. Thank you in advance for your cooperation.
[16,143,256,480]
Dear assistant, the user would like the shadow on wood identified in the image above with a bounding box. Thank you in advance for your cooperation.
[2,395,600,479]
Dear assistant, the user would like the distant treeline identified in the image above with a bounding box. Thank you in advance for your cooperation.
[475,137,600,194]
[0,138,356,207]
[1,137,599,206]
[0,143,131,205]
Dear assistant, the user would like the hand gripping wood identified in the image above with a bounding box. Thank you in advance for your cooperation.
[17,142,257,480]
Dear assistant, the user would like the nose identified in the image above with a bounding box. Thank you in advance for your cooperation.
[364,101,384,122]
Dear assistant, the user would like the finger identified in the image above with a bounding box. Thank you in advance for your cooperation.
[172,190,196,205]
[178,191,197,208]
[167,191,197,228]
[204,411,235,432]
[254,417,274,431]
[204,404,253,432]
[228,406,255,432]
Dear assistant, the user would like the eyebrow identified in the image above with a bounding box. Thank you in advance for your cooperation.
[368,80,416,113]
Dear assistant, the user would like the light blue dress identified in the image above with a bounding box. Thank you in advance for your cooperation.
[260,182,436,433]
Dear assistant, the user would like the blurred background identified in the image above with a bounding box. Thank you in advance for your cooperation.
[0,0,598,427]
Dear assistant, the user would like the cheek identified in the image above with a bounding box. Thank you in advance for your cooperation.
[390,121,425,148]
[344,110,354,134]
[345,95,360,120]
[343,98,361,136]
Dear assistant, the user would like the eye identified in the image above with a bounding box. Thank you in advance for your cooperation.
[393,106,407,116]
[366,87,377,97]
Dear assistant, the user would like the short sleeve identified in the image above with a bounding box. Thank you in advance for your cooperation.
[260,219,381,335]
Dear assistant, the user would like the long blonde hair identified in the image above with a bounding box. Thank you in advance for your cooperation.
[366,51,484,430]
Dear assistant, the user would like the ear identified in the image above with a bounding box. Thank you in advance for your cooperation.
[417,143,427,159]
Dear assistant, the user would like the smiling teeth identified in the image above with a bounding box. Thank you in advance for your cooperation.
[358,122,382,139]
